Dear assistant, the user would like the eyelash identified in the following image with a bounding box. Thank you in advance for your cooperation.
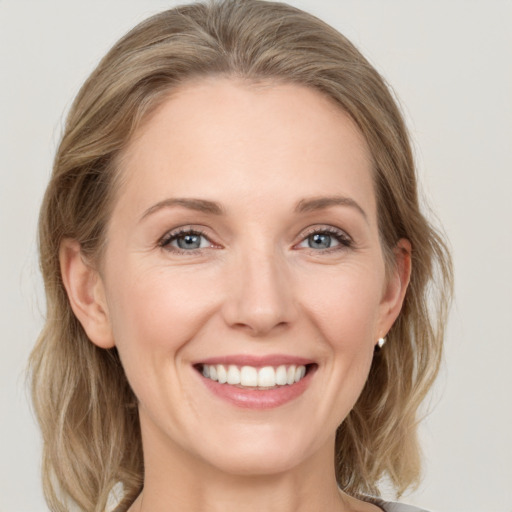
[299,226,353,253]
[158,226,353,255]
[158,228,212,255]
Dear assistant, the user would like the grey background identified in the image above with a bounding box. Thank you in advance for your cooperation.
[1,1,511,511]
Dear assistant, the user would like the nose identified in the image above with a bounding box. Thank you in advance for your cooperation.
[221,245,297,337]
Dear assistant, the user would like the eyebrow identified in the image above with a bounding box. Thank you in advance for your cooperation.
[140,198,225,221]
[140,195,367,222]
[295,196,368,222]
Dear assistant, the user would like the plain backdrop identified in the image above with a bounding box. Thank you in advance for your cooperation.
[1,1,511,511]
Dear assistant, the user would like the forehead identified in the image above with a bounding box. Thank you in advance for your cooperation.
[115,78,376,221]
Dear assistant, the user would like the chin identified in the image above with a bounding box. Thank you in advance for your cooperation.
[192,423,320,477]
[206,449,306,477]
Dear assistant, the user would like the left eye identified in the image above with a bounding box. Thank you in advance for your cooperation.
[160,230,211,251]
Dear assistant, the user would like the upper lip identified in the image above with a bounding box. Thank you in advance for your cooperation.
[194,354,315,367]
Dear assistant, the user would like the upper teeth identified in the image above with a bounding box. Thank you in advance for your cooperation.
[202,364,307,388]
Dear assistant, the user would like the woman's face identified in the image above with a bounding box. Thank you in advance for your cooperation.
[80,79,407,476]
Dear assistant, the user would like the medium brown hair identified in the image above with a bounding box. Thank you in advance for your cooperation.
[29,1,453,510]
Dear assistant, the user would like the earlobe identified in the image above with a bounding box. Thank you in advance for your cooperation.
[377,238,412,338]
[59,239,115,349]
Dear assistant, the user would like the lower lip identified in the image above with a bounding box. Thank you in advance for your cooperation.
[197,367,315,409]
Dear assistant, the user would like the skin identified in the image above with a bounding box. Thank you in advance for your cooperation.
[61,78,411,512]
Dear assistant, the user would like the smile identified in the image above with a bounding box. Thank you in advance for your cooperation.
[194,358,317,409]
[201,364,307,388]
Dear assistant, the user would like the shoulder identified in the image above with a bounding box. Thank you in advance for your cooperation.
[375,500,430,512]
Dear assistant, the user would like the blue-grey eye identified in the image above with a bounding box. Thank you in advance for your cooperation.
[296,228,352,251]
[178,233,202,249]
[160,229,211,251]
[308,232,336,249]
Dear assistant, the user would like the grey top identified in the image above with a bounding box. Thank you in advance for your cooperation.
[374,499,429,512]
[111,495,428,512]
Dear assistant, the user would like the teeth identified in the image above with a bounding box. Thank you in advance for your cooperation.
[227,365,241,385]
[275,365,288,385]
[217,365,227,384]
[295,365,306,382]
[286,366,296,385]
[240,366,257,386]
[201,363,308,388]
[258,366,275,387]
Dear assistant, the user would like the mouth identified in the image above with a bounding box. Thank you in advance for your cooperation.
[194,362,316,389]
[192,357,317,409]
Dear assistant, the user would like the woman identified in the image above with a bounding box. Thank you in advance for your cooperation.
[29,1,452,511]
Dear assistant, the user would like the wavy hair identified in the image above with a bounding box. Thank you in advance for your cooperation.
[29,1,453,510]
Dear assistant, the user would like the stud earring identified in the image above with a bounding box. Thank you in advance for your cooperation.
[377,337,386,348]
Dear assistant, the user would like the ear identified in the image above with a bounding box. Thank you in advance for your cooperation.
[59,239,115,349]
[377,238,412,339]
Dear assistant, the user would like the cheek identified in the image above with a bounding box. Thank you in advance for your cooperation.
[103,267,223,429]
[109,269,216,347]
[289,267,383,431]
[300,264,384,346]
[302,266,383,386]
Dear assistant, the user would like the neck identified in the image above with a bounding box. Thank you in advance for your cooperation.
[140,471,344,512]
[131,415,350,512]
